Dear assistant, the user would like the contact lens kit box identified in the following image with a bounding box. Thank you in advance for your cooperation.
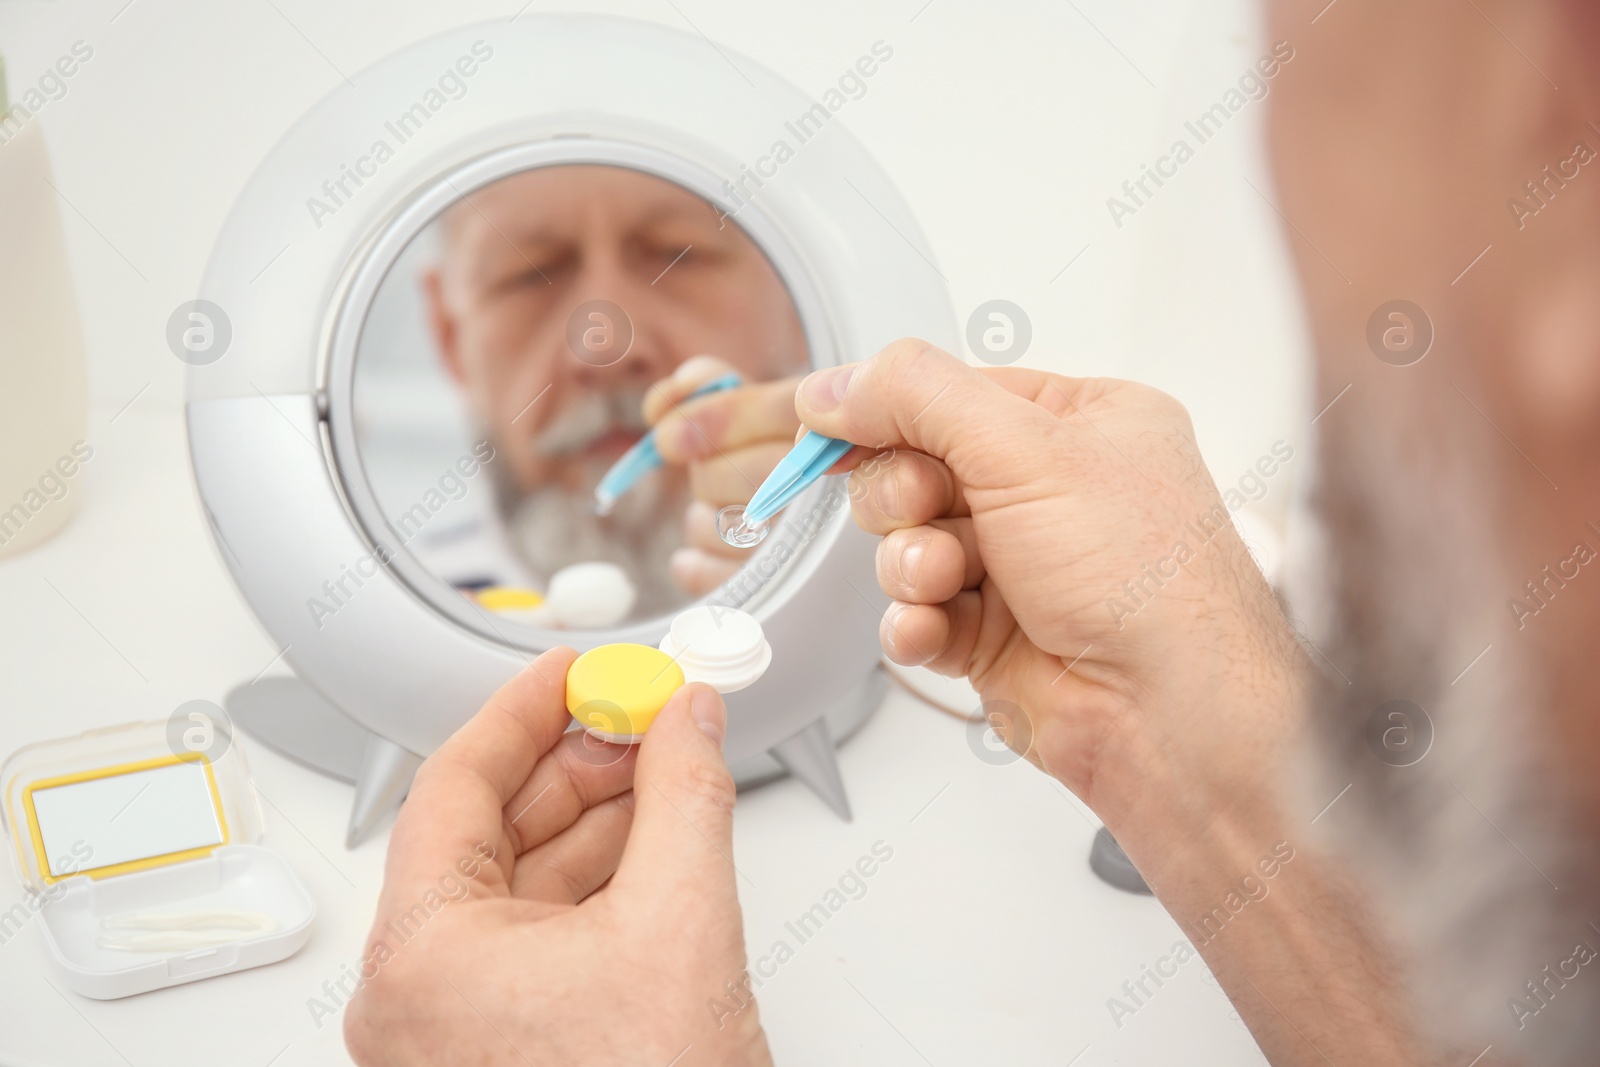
[1,721,314,998]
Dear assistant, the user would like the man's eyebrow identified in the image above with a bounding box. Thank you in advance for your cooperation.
[457,225,568,286]
[630,201,730,233]
[473,223,566,252]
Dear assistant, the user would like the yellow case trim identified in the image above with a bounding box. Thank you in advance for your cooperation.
[21,751,231,885]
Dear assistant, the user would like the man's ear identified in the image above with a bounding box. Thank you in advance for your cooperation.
[423,267,466,386]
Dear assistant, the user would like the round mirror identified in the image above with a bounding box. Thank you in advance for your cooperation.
[347,162,811,632]
[191,18,946,808]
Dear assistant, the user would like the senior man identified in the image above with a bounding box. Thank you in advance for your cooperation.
[420,163,808,612]
[347,1,1600,1063]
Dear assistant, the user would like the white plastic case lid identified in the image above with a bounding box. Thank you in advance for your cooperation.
[659,605,773,694]
[0,721,315,999]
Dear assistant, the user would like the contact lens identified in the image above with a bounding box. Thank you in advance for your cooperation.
[716,505,770,549]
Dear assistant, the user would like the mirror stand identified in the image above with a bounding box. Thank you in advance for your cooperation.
[226,668,883,847]
[767,718,853,820]
[225,678,370,784]
[224,678,424,847]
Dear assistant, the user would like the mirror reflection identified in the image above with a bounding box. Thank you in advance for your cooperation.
[30,760,224,878]
[352,164,810,627]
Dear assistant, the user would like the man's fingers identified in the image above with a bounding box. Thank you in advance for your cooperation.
[429,648,579,802]
[612,685,741,910]
[876,521,982,604]
[642,355,739,425]
[794,340,1069,494]
[654,376,803,463]
[687,441,790,508]
[849,449,969,534]
[673,503,749,594]
[879,592,984,676]
[510,792,635,905]
[669,547,741,597]
[500,728,638,855]
[980,365,1118,418]
[683,500,748,559]
[384,649,578,901]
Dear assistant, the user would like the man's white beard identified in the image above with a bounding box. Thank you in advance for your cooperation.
[492,388,695,622]
[1285,385,1598,1064]
[503,455,691,621]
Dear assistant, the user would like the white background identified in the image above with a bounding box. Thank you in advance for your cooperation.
[0,1,1310,1064]
[0,0,1311,470]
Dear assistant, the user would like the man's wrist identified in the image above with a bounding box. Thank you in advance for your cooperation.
[1103,615,1311,902]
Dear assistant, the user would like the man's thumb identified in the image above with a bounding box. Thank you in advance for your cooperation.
[793,339,1057,491]
[613,683,740,894]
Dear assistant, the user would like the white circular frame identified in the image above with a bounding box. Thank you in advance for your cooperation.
[186,15,956,761]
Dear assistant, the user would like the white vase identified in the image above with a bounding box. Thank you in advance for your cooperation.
[0,61,90,559]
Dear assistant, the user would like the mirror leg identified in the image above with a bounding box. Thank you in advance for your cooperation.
[347,733,424,848]
[766,717,852,821]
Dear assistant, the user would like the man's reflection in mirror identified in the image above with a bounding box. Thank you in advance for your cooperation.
[419,165,807,618]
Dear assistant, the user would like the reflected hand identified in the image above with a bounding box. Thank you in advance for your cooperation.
[794,340,1308,851]
[644,355,803,596]
[345,650,770,1067]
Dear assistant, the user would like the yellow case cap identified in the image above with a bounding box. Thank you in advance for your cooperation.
[474,587,545,611]
[566,644,684,738]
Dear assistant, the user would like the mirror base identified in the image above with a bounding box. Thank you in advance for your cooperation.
[226,677,369,784]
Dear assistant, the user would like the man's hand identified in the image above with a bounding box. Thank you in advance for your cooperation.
[644,355,803,596]
[798,340,1437,1067]
[794,339,1307,844]
[345,649,772,1067]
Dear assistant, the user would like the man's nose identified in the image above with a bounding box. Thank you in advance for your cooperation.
[565,254,679,387]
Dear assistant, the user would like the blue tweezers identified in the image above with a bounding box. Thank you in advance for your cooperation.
[593,372,744,515]
[742,430,854,526]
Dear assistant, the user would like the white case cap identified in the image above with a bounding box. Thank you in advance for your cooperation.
[545,561,638,629]
[658,606,772,694]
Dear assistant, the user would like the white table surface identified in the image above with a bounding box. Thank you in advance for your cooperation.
[0,401,1269,1066]
[1,1,1302,1058]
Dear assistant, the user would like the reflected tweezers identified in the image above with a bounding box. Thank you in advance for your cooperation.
[593,372,743,515]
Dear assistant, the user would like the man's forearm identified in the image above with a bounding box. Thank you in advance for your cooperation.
[1125,801,1433,1066]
